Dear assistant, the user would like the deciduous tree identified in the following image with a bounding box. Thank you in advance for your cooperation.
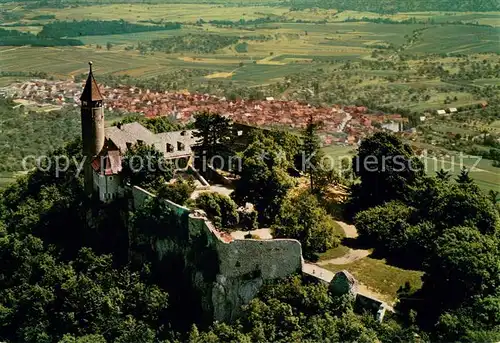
[272,191,340,258]
[121,143,173,191]
[194,192,239,230]
[232,136,295,224]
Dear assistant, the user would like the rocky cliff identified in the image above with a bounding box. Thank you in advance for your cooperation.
[130,186,303,322]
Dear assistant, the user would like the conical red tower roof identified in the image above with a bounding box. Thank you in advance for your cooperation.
[80,61,103,102]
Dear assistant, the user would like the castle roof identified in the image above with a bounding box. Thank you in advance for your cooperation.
[80,62,103,102]
[105,122,160,153]
[105,122,197,160]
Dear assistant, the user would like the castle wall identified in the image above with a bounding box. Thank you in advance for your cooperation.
[217,238,302,279]
[130,185,302,322]
[132,186,190,216]
[94,173,122,202]
[211,235,302,321]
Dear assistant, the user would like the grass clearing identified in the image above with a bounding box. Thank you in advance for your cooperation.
[322,145,357,160]
[324,257,423,303]
[318,245,351,261]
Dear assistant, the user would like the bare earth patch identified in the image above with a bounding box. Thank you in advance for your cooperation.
[317,221,371,265]
[335,221,358,238]
[204,72,234,79]
[317,249,371,266]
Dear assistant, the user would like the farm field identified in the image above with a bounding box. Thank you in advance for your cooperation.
[0,1,499,193]
[323,144,500,192]
[422,155,500,191]
[331,10,500,26]
[28,4,290,23]
[405,25,500,54]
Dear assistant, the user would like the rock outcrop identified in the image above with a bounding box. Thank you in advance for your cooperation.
[130,186,302,322]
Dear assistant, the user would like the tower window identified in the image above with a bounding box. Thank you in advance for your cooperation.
[82,101,87,106]
[177,142,185,151]
[166,143,174,153]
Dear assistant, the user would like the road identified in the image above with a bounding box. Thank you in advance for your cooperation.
[338,111,352,132]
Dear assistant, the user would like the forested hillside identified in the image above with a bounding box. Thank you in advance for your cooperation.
[2,0,497,11]
[290,0,500,13]
[0,28,83,47]
[39,20,181,38]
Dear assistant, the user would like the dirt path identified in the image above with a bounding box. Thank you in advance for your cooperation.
[310,221,396,308]
[316,221,371,266]
[0,45,28,53]
[336,221,358,238]
[317,249,371,266]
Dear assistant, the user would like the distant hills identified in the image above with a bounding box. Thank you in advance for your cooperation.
[289,0,500,13]
[1,0,498,12]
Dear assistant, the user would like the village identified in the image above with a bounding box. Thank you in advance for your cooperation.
[0,78,411,146]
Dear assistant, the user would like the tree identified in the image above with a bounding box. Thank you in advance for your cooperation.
[346,132,425,217]
[232,135,295,225]
[272,191,340,258]
[106,42,112,50]
[0,233,169,343]
[302,114,322,193]
[238,207,258,231]
[456,167,473,185]
[195,192,239,230]
[313,160,341,196]
[192,112,233,164]
[355,201,415,251]
[195,275,420,342]
[268,129,302,170]
[418,226,500,329]
[355,178,499,268]
[488,190,499,204]
[435,169,451,182]
[58,334,107,343]
[421,182,499,235]
[157,178,196,205]
[121,142,173,191]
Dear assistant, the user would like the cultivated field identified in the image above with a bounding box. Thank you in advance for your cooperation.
[0,2,499,192]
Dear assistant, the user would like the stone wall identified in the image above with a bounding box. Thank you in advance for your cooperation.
[132,186,190,216]
[129,186,389,323]
[198,164,234,186]
[130,185,302,322]
[188,165,210,188]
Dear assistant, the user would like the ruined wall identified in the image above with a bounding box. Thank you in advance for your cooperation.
[130,186,302,322]
[198,164,234,186]
[132,186,190,216]
[211,225,301,321]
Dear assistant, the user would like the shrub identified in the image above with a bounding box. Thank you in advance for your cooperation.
[195,192,239,230]
[157,178,196,205]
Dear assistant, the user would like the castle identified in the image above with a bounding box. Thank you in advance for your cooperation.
[80,62,389,323]
[80,62,197,202]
